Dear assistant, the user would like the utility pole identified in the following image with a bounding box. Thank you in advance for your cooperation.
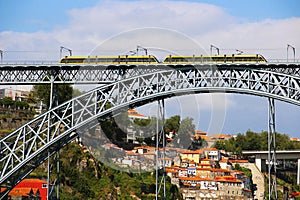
[210,45,220,55]
[287,44,296,62]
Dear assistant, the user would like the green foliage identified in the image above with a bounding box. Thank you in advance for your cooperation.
[175,117,196,149]
[1,97,14,107]
[234,164,252,178]
[15,101,30,109]
[165,115,180,133]
[33,84,73,109]
[53,143,181,199]
[190,137,208,150]
[213,130,300,155]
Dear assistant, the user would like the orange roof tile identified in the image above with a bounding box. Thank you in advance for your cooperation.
[211,168,231,172]
[9,188,33,197]
[18,178,47,184]
[166,167,179,173]
[214,176,242,183]
[181,149,203,154]
[229,159,248,163]
[179,177,212,181]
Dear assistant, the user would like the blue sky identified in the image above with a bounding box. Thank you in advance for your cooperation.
[0,0,97,32]
[1,0,300,32]
[0,0,300,138]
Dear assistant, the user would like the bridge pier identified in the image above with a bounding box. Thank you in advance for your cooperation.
[255,158,262,171]
[298,159,300,185]
[255,158,268,173]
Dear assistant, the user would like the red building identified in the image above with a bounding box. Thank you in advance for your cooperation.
[9,178,48,200]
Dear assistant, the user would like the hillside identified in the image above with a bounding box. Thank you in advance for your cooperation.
[34,142,182,200]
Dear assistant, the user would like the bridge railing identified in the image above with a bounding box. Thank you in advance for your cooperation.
[0,60,59,65]
[0,59,300,65]
[267,59,300,64]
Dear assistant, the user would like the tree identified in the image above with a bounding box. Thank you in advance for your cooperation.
[164,115,180,134]
[1,97,14,108]
[172,117,195,149]
[244,130,262,150]
[33,84,73,109]
[190,137,208,150]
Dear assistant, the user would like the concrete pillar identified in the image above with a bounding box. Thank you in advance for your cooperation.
[297,159,300,185]
[255,158,262,171]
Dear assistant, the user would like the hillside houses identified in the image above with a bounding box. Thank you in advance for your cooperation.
[100,143,254,199]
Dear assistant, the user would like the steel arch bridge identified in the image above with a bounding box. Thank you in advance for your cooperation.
[0,62,300,84]
[0,67,300,197]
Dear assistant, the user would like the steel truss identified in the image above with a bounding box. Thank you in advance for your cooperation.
[156,99,166,200]
[0,67,300,197]
[0,63,300,85]
[268,98,277,199]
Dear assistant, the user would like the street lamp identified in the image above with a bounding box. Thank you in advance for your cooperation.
[136,45,148,55]
[60,46,72,58]
[236,49,243,55]
[129,50,136,55]
[287,44,296,62]
[210,45,219,55]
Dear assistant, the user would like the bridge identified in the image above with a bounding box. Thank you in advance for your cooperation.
[0,61,300,199]
[0,61,300,84]
[242,150,300,184]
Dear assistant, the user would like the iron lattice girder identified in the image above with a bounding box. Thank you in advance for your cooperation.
[0,64,300,84]
[0,68,300,194]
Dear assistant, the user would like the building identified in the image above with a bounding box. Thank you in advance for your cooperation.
[9,188,40,200]
[180,149,204,164]
[8,178,49,200]
[126,109,149,142]
[0,88,29,101]
[210,133,232,141]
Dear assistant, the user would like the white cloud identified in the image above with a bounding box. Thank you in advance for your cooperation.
[1,1,299,60]
[197,17,300,59]
[1,0,300,136]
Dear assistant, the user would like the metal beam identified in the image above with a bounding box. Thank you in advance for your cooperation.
[268,98,277,199]
[0,64,300,85]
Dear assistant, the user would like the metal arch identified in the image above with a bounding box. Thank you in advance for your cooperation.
[1,68,300,196]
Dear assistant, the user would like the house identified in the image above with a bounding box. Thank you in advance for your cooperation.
[204,148,221,161]
[180,149,204,163]
[210,133,232,141]
[9,187,40,200]
[214,176,252,198]
[9,178,49,200]
[0,88,23,101]
[127,109,149,142]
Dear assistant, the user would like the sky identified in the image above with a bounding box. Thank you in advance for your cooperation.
[0,0,300,138]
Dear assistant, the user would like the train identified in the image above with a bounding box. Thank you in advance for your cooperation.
[59,54,267,65]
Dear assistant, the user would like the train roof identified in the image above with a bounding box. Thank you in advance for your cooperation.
[61,55,157,59]
[166,54,265,58]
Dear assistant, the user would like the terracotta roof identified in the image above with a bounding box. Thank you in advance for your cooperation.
[179,177,212,181]
[166,167,179,173]
[181,149,203,154]
[128,109,147,118]
[200,135,211,140]
[18,178,47,184]
[196,167,212,171]
[229,159,248,163]
[9,188,35,197]
[243,187,252,192]
[211,168,231,172]
[214,176,242,183]
[195,130,208,135]
[210,133,232,139]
